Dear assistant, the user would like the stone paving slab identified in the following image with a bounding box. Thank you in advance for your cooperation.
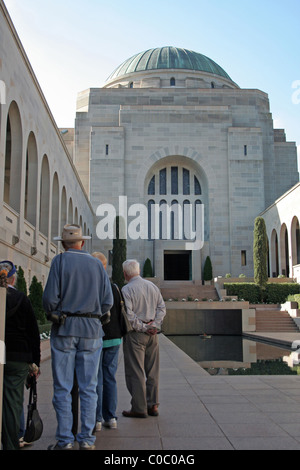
[22,334,300,451]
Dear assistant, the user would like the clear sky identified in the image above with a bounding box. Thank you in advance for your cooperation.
[4,0,300,165]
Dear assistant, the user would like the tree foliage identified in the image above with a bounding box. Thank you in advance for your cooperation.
[253,217,268,290]
[112,216,127,289]
[143,258,153,278]
[203,256,213,281]
[15,265,27,295]
[29,276,46,324]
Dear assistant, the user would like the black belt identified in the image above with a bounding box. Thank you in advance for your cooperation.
[65,311,111,326]
[65,313,101,320]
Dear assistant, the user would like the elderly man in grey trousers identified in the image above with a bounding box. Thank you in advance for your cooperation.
[121,259,166,418]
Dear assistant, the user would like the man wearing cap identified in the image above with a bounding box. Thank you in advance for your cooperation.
[43,224,113,450]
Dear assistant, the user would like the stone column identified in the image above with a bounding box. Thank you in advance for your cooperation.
[0,287,6,448]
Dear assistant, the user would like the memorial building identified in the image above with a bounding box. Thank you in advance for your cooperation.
[0,1,298,286]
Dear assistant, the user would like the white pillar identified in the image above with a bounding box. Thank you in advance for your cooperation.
[0,287,6,449]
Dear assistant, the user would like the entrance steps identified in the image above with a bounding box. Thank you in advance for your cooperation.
[255,307,299,332]
[160,283,218,301]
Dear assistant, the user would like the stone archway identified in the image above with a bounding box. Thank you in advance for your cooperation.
[4,101,23,212]
[291,216,300,268]
[279,223,289,277]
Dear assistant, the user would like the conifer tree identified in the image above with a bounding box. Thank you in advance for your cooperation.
[112,216,127,289]
[143,258,153,278]
[15,266,27,295]
[29,276,46,324]
[253,216,268,292]
[203,256,213,281]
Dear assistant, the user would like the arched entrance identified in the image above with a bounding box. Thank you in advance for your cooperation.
[4,101,22,212]
[144,156,208,282]
[280,223,289,277]
[270,229,279,277]
[25,132,38,225]
[291,216,300,267]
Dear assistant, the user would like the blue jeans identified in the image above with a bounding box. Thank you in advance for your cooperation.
[51,331,102,446]
[96,345,120,422]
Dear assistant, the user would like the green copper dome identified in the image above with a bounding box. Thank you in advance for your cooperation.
[106,46,232,82]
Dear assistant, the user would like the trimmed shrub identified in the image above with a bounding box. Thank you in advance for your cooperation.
[143,258,153,278]
[265,283,300,304]
[253,217,268,290]
[224,282,300,304]
[203,256,213,281]
[29,276,47,324]
[224,283,261,303]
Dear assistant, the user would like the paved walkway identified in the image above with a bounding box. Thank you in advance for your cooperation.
[24,333,300,451]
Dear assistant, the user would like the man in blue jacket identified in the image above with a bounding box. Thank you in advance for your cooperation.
[43,224,113,450]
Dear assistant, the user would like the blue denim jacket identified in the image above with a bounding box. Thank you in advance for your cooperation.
[43,249,113,338]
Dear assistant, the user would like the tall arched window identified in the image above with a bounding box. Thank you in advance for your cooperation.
[4,102,23,212]
[74,207,79,225]
[291,216,300,266]
[51,173,60,242]
[25,132,38,225]
[146,165,203,241]
[280,223,289,277]
[270,229,279,277]
[68,198,73,224]
[40,155,50,236]
[148,166,202,197]
[61,187,67,230]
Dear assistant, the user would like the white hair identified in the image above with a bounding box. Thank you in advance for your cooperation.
[122,259,140,277]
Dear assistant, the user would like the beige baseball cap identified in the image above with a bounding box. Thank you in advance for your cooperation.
[54,224,91,242]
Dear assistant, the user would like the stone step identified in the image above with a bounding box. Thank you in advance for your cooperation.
[255,308,299,332]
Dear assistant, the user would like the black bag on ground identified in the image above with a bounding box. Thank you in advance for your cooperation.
[24,375,43,443]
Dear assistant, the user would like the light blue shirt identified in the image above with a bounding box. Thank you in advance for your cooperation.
[122,276,166,333]
[43,249,113,338]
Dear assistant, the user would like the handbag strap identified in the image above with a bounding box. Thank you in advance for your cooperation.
[28,375,38,405]
[113,283,125,305]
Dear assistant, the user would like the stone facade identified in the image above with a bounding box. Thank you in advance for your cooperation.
[0,1,94,287]
[0,3,298,286]
[71,74,298,283]
[261,182,300,281]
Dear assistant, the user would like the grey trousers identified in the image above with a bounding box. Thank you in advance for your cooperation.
[123,331,160,414]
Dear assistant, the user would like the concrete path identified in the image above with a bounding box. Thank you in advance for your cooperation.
[23,334,300,451]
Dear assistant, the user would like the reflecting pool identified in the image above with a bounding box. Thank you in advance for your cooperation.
[167,335,300,375]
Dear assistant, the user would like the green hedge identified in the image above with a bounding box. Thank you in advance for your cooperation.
[265,284,300,304]
[224,282,300,304]
[224,283,261,303]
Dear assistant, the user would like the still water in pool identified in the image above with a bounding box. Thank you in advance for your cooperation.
[167,335,300,375]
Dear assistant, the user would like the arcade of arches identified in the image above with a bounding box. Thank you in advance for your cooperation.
[1,97,93,285]
[262,184,300,283]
